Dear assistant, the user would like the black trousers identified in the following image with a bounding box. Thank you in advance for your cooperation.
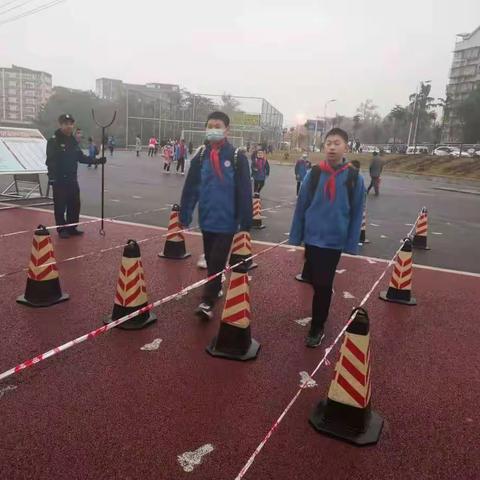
[253,180,265,194]
[202,231,234,306]
[305,245,342,334]
[367,176,380,195]
[52,181,81,232]
[296,181,301,196]
[176,157,185,173]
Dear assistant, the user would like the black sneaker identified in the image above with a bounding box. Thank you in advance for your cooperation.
[195,302,213,321]
[58,229,70,239]
[69,228,84,236]
[305,328,325,348]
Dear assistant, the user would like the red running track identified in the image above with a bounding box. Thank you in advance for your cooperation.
[0,208,479,479]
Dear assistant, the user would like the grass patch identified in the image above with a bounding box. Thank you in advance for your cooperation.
[269,152,480,181]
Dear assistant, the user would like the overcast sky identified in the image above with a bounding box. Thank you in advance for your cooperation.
[1,0,479,124]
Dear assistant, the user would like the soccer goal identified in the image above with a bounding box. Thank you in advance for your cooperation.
[181,130,245,149]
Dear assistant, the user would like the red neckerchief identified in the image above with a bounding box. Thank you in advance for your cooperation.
[318,160,350,202]
[256,156,266,171]
[210,139,226,180]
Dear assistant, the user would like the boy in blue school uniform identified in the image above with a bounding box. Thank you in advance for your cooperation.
[289,128,365,347]
[180,111,253,320]
[251,146,270,194]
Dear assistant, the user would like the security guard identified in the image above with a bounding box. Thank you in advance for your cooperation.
[46,114,106,239]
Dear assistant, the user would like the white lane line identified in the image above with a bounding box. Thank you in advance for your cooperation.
[380,235,388,239]
[132,195,142,199]
[432,232,443,235]
[370,223,380,227]
[140,339,162,351]
[17,206,480,278]
[294,317,311,327]
[343,291,355,299]
[178,444,214,472]
[110,199,120,203]
[405,223,414,226]
[299,372,317,388]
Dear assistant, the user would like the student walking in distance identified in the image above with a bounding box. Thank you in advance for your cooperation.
[367,151,383,196]
[148,137,156,157]
[135,135,142,157]
[176,138,187,174]
[46,114,106,239]
[251,146,270,194]
[294,152,311,196]
[87,137,99,169]
[162,143,173,172]
[107,136,115,156]
[180,111,253,320]
[289,128,365,348]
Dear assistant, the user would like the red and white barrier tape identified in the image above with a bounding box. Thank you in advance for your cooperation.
[0,225,200,280]
[0,239,289,382]
[234,209,424,480]
[0,206,170,239]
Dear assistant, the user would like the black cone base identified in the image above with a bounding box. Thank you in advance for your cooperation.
[229,254,258,272]
[16,292,69,308]
[206,323,260,361]
[159,240,191,260]
[104,304,157,330]
[252,224,266,230]
[309,399,383,446]
[413,236,430,250]
[17,278,69,308]
[379,290,417,306]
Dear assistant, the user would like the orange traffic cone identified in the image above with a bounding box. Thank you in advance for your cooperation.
[359,203,370,244]
[105,239,157,329]
[413,207,430,250]
[158,204,191,259]
[252,193,266,230]
[309,307,383,446]
[229,231,258,272]
[380,238,416,305]
[17,225,69,307]
[207,239,260,361]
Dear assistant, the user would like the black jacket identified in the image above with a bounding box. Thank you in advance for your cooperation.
[46,129,90,183]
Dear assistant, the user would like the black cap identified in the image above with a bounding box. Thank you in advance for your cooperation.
[58,113,75,123]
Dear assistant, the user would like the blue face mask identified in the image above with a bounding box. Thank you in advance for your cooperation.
[205,128,225,142]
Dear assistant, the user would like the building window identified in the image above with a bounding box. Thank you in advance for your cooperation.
[8,89,16,95]
[8,113,19,119]
[9,105,18,111]
[8,97,18,103]
[9,81,17,87]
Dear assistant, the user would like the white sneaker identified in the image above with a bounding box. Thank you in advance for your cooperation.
[195,302,213,321]
[197,254,207,269]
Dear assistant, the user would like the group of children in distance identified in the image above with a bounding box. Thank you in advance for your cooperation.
[138,136,188,175]
[179,111,365,348]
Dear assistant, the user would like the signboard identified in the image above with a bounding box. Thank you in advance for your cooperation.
[0,127,47,175]
[305,119,324,131]
[232,113,261,126]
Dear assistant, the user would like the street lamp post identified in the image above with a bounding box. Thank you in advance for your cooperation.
[322,99,336,144]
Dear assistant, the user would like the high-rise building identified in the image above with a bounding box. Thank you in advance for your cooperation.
[95,77,180,103]
[0,64,52,125]
[443,26,480,142]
